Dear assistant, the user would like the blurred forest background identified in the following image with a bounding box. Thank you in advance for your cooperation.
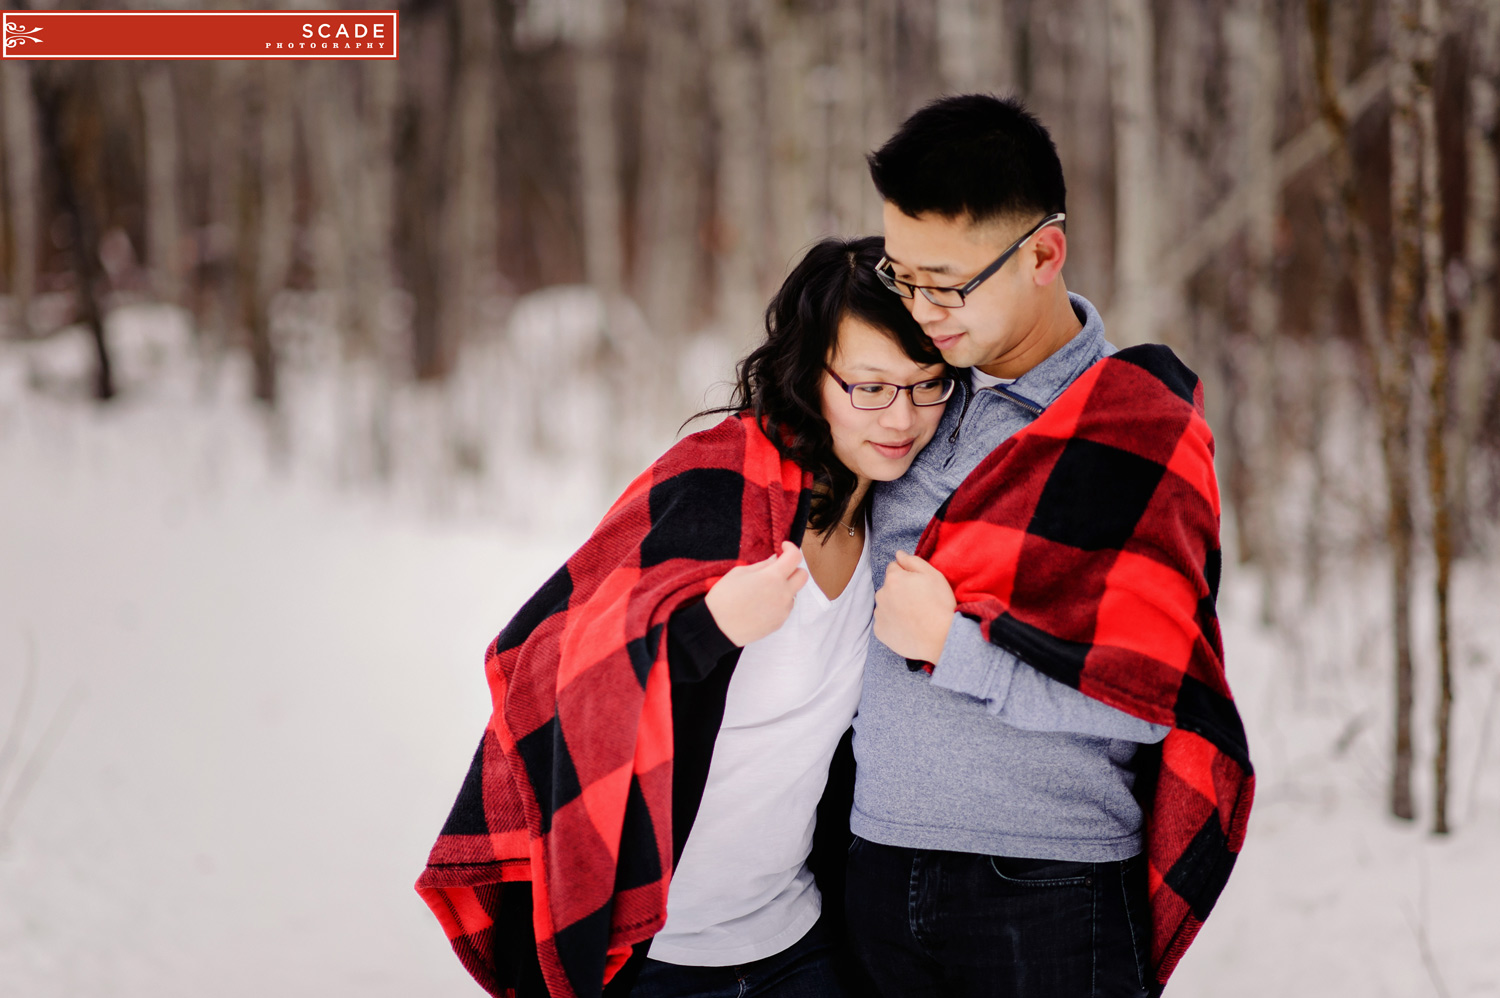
[2,1,1500,993]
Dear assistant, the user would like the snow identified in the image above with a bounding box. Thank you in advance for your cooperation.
[0,304,594,996]
[1168,564,1500,997]
[1,303,1497,995]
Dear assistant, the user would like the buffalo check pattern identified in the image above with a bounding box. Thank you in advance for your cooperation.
[416,413,808,998]
[913,345,1253,996]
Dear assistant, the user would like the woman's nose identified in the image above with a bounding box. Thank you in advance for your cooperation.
[880,393,918,428]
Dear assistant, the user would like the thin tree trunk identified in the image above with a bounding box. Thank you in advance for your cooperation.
[765,1,814,280]
[201,63,247,358]
[1,64,39,336]
[252,65,296,405]
[394,11,455,382]
[704,1,764,343]
[830,0,869,238]
[302,64,356,355]
[32,67,113,400]
[443,0,500,370]
[1228,0,1283,607]
[1309,0,1416,821]
[575,9,624,300]
[1303,290,1340,595]
[302,63,398,361]
[1412,0,1452,835]
[234,68,278,405]
[860,0,896,235]
[1070,3,1115,305]
[139,66,184,308]
[1386,0,1424,824]
[1106,0,1158,347]
[1452,1,1499,549]
[936,0,1009,93]
[573,0,644,490]
[636,0,702,339]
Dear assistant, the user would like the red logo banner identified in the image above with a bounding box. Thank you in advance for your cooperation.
[1,10,399,60]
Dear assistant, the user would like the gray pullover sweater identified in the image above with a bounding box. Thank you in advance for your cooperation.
[851,292,1170,861]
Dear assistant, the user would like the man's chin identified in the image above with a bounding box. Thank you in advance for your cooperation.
[928,331,974,365]
[939,345,982,369]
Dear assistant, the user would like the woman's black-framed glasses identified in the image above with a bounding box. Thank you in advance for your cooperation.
[874,211,1067,308]
[826,368,957,410]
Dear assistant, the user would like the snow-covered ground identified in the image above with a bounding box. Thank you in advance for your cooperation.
[1171,561,1500,997]
[0,305,1496,996]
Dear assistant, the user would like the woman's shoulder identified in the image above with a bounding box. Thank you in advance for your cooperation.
[655,410,781,476]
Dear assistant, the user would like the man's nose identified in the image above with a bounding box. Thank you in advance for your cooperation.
[908,293,949,328]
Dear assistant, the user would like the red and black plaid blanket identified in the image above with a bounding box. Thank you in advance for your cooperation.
[415,412,808,998]
[913,344,1253,996]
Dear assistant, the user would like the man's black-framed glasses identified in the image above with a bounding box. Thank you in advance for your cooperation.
[825,368,957,410]
[875,211,1067,308]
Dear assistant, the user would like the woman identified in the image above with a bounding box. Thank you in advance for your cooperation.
[417,236,954,998]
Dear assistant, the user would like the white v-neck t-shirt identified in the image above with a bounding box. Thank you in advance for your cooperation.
[650,536,873,966]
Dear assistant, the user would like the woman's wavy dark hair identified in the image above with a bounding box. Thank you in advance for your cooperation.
[700,235,943,534]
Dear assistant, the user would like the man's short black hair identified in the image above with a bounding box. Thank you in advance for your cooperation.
[868,94,1067,226]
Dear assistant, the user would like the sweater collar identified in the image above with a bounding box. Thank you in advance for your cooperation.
[986,292,1110,411]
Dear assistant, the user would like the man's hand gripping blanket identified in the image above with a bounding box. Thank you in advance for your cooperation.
[415,412,809,998]
[912,345,1253,996]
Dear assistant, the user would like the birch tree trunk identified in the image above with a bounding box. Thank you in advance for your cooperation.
[704,0,765,343]
[830,0,870,237]
[1106,0,1158,347]
[139,66,184,309]
[303,65,359,355]
[936,0,1010,93]
[234,65,295,405]
[574,2,624,300]
[1228,0,1284,612]
[1412,0,1452,835]
[1453,1,1499,548]
[860,0,896,234]
[443,0,500,366]
[572,0,650,491]
[1385,0,1423,823]
[636,0,703,339]
[202,63,247,357]
[1310,0,1416,821]
[765,1,815,279]
[2,64,40,336]
[303,63,398,360]
[1069,4,1115,303]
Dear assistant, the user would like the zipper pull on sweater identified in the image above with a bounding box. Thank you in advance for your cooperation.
[943,380,975,467]
[992,385,1046,417]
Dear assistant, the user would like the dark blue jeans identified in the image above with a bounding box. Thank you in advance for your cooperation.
[845,836,1152,998]
[631,917,848,998]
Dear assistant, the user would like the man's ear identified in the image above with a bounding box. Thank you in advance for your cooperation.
[1028,225,1068,287]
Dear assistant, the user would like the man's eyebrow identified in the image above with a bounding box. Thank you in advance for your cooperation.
[883,253,960,277]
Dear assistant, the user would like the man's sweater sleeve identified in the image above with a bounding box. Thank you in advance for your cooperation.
[929,615,1169,743]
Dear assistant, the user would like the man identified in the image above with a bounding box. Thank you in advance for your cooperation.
[848,94,1251,998]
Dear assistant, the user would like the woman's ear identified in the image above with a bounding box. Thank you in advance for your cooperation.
[1028,226,1068,287]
